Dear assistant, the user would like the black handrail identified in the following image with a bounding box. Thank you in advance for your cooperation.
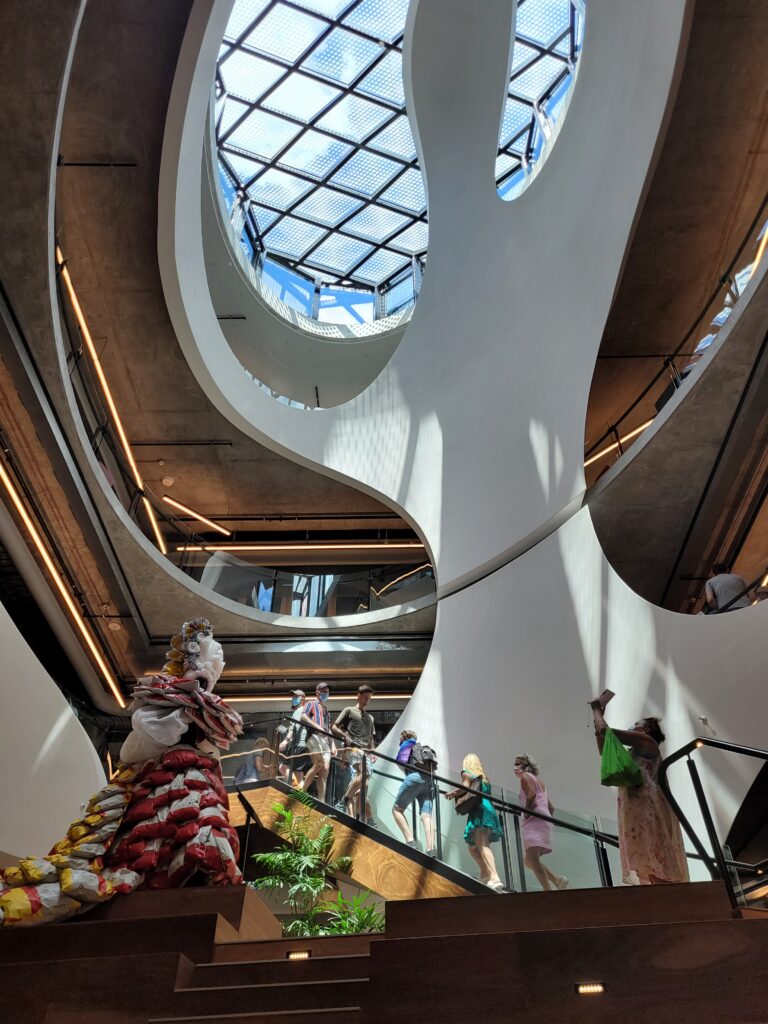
[272,713,621,847]
[585,190,768,460]
[658,736,768,909]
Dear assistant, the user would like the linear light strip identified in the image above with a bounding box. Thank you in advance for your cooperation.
[749,221,768,282]
[56,247,167,556]
[176,542,425,553]
[162,494,232,536]
[584,419,655,469]
[0,459,125,708]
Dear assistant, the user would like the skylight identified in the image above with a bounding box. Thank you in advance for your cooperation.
[216,0,584,325]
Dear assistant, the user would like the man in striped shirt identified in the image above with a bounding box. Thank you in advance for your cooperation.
[299,681,336,802]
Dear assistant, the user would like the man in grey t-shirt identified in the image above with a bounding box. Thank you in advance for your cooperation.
[705,563,752,612]
[332,685,376,823]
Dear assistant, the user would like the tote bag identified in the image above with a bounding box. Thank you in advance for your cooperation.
[600,728,643,788]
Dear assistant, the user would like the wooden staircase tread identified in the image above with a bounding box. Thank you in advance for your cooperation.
[149,1009,361,1022]
[178,978,368,994]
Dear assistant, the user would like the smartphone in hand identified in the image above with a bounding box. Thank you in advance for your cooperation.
[596,689,615,709]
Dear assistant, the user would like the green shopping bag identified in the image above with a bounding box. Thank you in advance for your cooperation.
[600,728,643,788]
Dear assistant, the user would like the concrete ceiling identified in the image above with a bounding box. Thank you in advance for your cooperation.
[585,0,768,451]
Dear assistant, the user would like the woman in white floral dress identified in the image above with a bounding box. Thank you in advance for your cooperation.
[590,703,689,885]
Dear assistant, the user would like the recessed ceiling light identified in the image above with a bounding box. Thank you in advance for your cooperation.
[107,620,123,632]
[162,476,175,487]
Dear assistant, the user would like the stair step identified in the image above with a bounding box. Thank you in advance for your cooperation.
[190,954,369,987]
[149,1009,361,1023]
[165,978,367,1017]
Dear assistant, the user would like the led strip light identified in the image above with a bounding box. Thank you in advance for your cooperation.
[0,458,125,707]
[56,247,167,555]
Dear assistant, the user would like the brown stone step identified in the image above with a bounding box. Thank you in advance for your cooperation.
[148,1011,361,1024]
[158,978,367,1018]
[187,954,369,987]
[385,879,734,938]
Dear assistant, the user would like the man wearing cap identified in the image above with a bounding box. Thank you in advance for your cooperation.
[332,685,376,824]
[279,689,308,785]
[300,682,336,802]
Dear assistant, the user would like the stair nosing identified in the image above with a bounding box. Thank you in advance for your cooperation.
[178,977,368,994]
[149,1008,361,1022]
[197,954,370,969]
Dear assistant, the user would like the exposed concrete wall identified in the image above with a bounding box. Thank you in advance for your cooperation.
[0,601,105,856]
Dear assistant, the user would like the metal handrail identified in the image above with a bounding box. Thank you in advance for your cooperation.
[585,190,768,460]
[274,712,621,847]
[658,736,768,909]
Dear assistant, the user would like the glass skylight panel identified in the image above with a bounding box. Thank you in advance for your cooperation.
[218,96,251,138]
[495,153,520,180]
[344,205,410,243]
[294,0,355,16]
[222,149,264,185]
[249,205,281,234]
[219,50,284,103]
[355,248,409,285]
[379,168,425,214]
[225,108,302,159]
[217,0,584,315]
[279,131,352,178]
[511,42,540,74]
[223,0,270,42]
[358,50,405,106]
[316,93,393,143]
[368,115,416,161]
[293,187,364,227]
[343,0,410,44]
[306,234,375,275]
[303,27,381,85]
[388,220,428,254]
[510,54,565,103]
[329,149,401,196]
[516,0,571,47]
[263,74,341,121]
[263,217,327,259]
[243,4,328,63]
[500,97,532,146]
[247,167,314,209]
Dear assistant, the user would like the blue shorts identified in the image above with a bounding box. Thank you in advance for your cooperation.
[394,771,433,814]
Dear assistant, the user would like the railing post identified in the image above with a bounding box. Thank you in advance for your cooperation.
[498,807,513,892]
[686,756,738,908]
[359,753,367,823]
[593,828,612,887]
[611,425,624,456]
[433,777,443,860]
[513,813,527,892]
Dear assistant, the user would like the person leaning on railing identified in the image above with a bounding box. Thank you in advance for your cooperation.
[705,563,752,613]
[590,699,689,885]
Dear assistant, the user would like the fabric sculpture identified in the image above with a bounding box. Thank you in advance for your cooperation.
[0,618,244,926]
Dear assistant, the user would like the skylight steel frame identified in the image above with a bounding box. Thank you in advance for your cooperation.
[216,0,583,315]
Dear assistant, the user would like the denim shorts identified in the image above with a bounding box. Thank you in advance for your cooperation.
[394,771,433,814]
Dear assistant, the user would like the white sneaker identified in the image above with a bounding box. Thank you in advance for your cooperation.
[555,875,570,890]
[487,880,504,892]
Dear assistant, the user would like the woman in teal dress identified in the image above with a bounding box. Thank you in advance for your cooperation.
[447,753,504,891]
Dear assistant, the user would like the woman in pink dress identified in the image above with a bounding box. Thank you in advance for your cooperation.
[514,755,569,891]
[590,702,689,885]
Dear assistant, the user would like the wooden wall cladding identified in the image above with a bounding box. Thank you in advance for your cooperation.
[230,785,472,901]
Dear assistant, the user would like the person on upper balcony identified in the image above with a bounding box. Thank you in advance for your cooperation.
[705,562,752,613]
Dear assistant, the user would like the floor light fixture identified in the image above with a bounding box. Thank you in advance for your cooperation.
[575,983,605,995]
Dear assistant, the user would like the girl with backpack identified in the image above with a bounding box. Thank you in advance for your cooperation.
[392,730,437,855]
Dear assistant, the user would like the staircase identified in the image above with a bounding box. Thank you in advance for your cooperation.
[3,881,768,1022]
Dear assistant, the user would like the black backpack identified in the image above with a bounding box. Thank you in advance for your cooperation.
[410,742,438,773]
